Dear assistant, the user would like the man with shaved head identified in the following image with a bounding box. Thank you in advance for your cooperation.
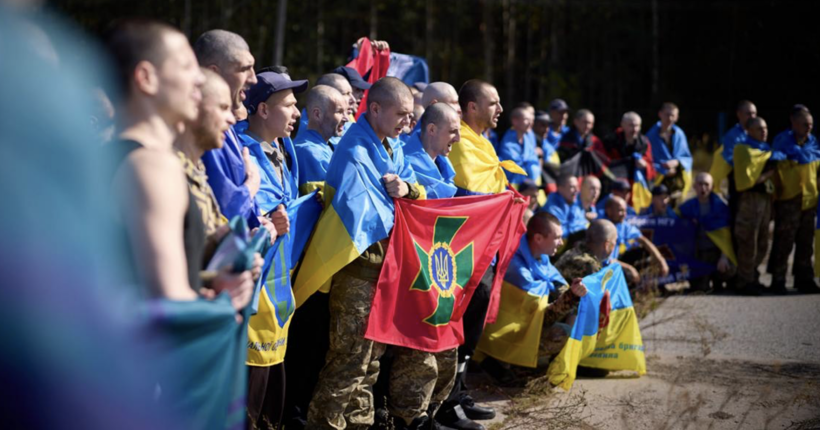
[194,29,262,228]
[478,212,587,382]
[303,76,422,430]
[498,106,540,185]
[558,109,601,162]
[579,176,602,221]
[595,111,656,202]
[679,172,737,292]
[732,116,779,295]
[769,108,820,294]
[602,196,668,284]
[297,73,356,147]
[439,79,525,429]
[542,174,587,242]
[556,219,619,281]
[422,82,463,118]
[293,85,348,195]
[387,102,461,429]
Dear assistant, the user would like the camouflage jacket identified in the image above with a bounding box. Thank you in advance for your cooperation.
[554,242,604,282]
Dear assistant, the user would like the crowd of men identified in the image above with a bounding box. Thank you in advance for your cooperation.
[100,18,818,430]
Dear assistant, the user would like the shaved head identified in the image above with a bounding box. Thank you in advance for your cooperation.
[193,29,250,69]
[306,85,343,115]
[526,211,561,241]
[422,82,458,108]
[316,73,352,94]
[421,103,458,137]
[199,67,229,99]
[367,77,413,113]
[586,219,617,245]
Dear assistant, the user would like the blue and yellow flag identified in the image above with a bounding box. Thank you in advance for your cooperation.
[647,122,693,197]
[709,124,746,187]
[247,191,322,366]
[235,121,300,214]
[678,193,737,265]
[498,129,541,185]
[477,236,568,368]
[547,264,646,390]
[293,116,421,307]
[631,168,653,214]
[449,121,525,195]
[773,131,820,210]
[733,137,784,192]
[293,127,334,196]
[404,129,458,199]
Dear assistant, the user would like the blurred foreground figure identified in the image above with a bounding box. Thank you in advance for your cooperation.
[0,7,171,430]
[106,19,255,429]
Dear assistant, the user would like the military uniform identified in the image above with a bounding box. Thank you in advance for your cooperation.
[306,133,421,429]
[769,196,815,284]
[388,347,457,426]
[555,242,604,282]
[733,190,772,286]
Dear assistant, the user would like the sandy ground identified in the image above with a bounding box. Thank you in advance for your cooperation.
[469,293,820,430]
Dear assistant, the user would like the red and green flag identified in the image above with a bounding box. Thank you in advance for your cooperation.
[365,192,527,352]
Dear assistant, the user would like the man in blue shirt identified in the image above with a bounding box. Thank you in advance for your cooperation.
[293,85,349,196]
[544,98,570,150]
[604,196,668,285]
[403,103,460,200]
[542,175,588,249]
[194,30,262,227]
[498,106,540,185]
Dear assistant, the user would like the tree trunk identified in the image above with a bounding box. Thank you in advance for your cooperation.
[425,0,433,78]
[316,0,324,75]
[370,0,378,40]
[482,0,494,83]
[273,0,287,66]
[502,0,516,104]
[651,0,659,101]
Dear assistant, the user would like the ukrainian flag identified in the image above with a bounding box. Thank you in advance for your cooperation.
[678,192,737,265]
[293,116,421,307]
[449,120,526,195]
[247,191,322,366]
[477,236,568,368]
[710,124,746,188]
[773,131,820,210]
[547,264,646,390]
[733,137,784,192]
[631,169,653,215]
[647,122,693,198]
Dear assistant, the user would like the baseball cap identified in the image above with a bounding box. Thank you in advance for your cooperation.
[548,98,570,112]
[534,110,551,123]
[651,184,669,196]
[330,66,372,90]
[611,179,631,192]
[244,71,308,115]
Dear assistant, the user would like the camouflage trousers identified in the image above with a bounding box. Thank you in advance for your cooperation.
[733,191,771,285]
[388,347,457,425]
[306,271,386,430]
[769,196,816,282]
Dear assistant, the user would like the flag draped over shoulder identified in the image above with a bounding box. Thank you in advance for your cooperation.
[247,191,322,366]
[476,236,568,368]
[733,137,784,192]
[347,37,390,119]
[145,295,249,430]
[365,193,527,352]
[709,124,745,187]
[498,129,540,185]
[404,130,458,199]
[547,264,646,390]
[646,122,693,197]
[678,193,737,265]
[449,121,526,195]
[773,131,820,210]
[293,127,333,196]
[293,117,420,307]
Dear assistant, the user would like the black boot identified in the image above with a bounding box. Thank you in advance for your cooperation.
[435,404,485,430]
[479,356,517,386]
[768,279,788,295]
[459,395,496,421]
[795,277,820,294]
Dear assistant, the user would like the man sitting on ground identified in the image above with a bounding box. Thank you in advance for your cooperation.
[578,176,601,221]
[678,172,737,292]
[603,196,669,285]
[477,212,587,383]
[541,174,588,248]
[642,185,676,218]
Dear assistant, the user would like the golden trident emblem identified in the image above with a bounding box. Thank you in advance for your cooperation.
[435,251,450,285]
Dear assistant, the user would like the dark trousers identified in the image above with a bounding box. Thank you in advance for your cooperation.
[444,265,494,406]
[283,292,330,428]
[247,363,286,430]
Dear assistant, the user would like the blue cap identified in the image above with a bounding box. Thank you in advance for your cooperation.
[244,72,308,115]
[548,98,569,112]
[331,66,372,90]
[651,184,669,196]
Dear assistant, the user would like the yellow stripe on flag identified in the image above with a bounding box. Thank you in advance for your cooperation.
[632,180,652,214]
[706,227,737,266]
[477,282,550,368]
[292,203,361,308]
[709,145,732,190]
[547,335,597,390]
[578,307,646,374]
[733,146,771,192]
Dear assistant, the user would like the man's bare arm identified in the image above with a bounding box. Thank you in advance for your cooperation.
[116,150,198,301]
[637,235,670,277]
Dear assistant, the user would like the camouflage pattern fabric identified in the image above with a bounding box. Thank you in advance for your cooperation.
[733,191,771,285]
[769,196,816,282]
[388,347,457,425]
